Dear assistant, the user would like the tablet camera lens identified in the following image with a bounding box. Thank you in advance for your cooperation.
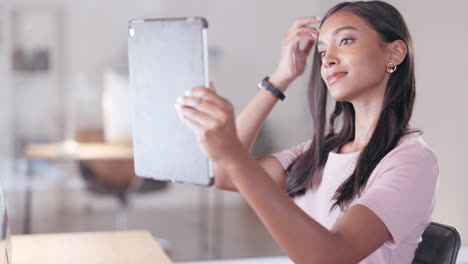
[128,26,135,37]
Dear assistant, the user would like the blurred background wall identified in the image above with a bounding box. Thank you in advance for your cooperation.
[0,0,467,259]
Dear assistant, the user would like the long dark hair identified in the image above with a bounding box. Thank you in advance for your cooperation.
[285,1,421,211]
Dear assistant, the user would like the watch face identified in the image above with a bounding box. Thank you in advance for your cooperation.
[257,80,263,89]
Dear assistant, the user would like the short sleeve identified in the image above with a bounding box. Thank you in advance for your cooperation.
[354,143,439,248]
[272,140,312,170]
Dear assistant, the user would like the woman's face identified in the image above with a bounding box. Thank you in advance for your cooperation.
[317,10,391,103]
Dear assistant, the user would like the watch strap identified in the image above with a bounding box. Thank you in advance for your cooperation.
[258,76,286,101]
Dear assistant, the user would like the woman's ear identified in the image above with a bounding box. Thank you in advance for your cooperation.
[388,39,408,66]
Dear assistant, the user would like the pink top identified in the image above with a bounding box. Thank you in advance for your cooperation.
[272,133,439,264]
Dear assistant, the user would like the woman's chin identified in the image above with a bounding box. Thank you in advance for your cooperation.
[329,91,351,102]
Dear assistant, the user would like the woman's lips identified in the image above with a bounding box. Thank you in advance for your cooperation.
[327,72,348,84]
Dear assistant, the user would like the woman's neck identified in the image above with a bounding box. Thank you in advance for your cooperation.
[344,97,383,153]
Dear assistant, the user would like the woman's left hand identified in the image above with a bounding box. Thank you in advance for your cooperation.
[175,84,244,166]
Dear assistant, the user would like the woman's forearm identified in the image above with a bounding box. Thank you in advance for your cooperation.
[236,82,288,150]
[214,76,291,190]
[221,150,344,264]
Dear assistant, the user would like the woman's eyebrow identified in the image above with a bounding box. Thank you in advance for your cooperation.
[317,26,360,46]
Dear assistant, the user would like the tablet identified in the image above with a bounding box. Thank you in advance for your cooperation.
[128,17,213,186]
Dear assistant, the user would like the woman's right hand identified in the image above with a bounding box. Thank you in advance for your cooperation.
[270,16,321,90]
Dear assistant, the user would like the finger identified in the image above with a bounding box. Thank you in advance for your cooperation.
[177,93,228,114]
[176,95,202,108]
[302,39,316,55]
[292,26,320,37]
[285,26,318,45]
[185,87,229,108]
[285,32,317,50]
[291,16,322,30]
[209,82,216,92]
[177,104,217,128]
[176,96,226,120]
[285,26,319,44]
[175,104,203,132]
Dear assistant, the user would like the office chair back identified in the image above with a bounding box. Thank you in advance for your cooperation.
[412,222,461,264]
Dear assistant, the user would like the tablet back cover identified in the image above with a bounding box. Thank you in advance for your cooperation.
[128,17,213,186]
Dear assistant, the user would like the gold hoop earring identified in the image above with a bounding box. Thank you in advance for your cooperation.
[387,63,397,73]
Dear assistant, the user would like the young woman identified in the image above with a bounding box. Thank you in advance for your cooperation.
[175,1,439,263]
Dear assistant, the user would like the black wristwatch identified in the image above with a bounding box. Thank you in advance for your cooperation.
[257,76,286,101]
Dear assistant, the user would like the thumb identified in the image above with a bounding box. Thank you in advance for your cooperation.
[209,82,217,92]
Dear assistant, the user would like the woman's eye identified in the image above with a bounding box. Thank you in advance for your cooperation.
[319,51,326,58]
[339,38,354,46]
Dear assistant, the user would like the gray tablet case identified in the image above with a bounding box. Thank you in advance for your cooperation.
[128,17,213,186]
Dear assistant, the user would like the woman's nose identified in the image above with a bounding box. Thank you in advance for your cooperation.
[322,51,338,68]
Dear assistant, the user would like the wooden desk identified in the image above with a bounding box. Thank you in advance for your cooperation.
[22,141,220,258]
[22,140,133,234]
[25,140,133,161]
[12,230,173,264]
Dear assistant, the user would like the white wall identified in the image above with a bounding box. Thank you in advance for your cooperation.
[398,0,468,241]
